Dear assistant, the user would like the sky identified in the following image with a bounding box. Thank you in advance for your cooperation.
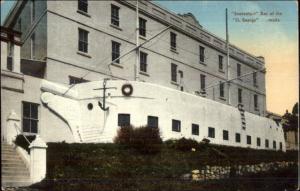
[1,0,298,115]
[154,1,298,115]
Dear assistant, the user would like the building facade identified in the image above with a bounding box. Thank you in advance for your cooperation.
[2,0,269,144]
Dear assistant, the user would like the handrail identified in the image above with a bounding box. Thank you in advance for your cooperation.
[14,123,31,145]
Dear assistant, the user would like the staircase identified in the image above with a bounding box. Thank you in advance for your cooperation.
[80,126,103,143]
[1,143,31,188]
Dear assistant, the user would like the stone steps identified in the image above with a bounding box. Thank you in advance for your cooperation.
[1,143,31,188]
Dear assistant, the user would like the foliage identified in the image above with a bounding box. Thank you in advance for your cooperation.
[282,102,299,131]
[167,138,199,151]
[114,125,162,154]
[30,142,298,191]
[14,134,36,153]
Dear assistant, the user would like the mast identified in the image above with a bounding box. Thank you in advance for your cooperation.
[226,8,231,105]
[135,0,139,81]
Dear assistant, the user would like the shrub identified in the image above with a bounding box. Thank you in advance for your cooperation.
[14,134,36,153]
[173,138,199,152]
[114,126,162,154]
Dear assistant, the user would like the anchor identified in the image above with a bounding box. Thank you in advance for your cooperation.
[94,78,116,111]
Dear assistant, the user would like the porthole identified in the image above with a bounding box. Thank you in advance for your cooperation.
[87,103,93,110]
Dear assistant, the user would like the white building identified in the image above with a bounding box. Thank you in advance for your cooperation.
[1,0,283,150]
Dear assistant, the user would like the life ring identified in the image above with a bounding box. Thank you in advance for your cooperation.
[121,84,133,96]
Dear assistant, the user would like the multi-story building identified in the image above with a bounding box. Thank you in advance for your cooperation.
[2,0,269,143]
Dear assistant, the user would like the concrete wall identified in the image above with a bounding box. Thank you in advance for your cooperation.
[1,74,75,143]
[44,0,266,115]
[40,80,285,151]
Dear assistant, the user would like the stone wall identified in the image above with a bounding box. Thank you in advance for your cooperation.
[182,161,297,181]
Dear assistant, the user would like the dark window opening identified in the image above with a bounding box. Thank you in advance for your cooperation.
[208,127,215,138]
[200,74,206,93]
[171,63,177,82]
[273,141,276,149]
[31,0,35,23]
[192,124,199,135]
[111,4,120,26]
[199,46,205,63]
[140,51,147,73]
[147,116,158,128]
[253,72,257,86]
[219,55,223,70]
[279,142,282,150]
[69,76,89,85]
[172,119,181,132]
[265,139,269,148]
[170,32,176,50]
[257,137,261,146]
[139,17,146,37]
[118,114,130,127]
[78,28,88,53]
[237,63,241,78]
[112,41,120,63]
[22,101,39,133]
[31,33,35,59]
[254,94,258,109]
[223,130,229,140]
[247,135,251,145]
[235,133,241,143]
[78,0,88,13]
[219,82,224,98]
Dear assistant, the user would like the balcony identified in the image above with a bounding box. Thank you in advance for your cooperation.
[21,59,46,78]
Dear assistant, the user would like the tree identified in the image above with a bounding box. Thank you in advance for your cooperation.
[282,102,298,131]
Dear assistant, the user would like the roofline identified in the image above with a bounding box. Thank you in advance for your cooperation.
[147,1,265,64]
[3,0,26,28]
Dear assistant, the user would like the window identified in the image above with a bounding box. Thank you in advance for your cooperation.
[235,133,241,143]
[253,72,257,86]
[200,74,206,92]
[171,63,177,82]
[111,4,120,27]
[118,114,130,127]
[78,28,88,53]
[218,55,223,70]
[69,76,89,85]
[30,33,35,59]
[31,0,35,23]
[238,88,242,103]
[257,137,261,147]
[199,46,205,63]
[192,124,199,135]
[247,135,251,145]
[279,142,282,150]
[237,63,241,78]
[170,32,176,50]
[22,102,39,133]
[223,130,229,140]
[147,116,158,128]
[273,141,276,149]
[139,17,146,37]
[219,82,224,98]
[254,94,258,109]
[7,42,14,71]
[208,127,215,138]
[78,0,88,13]
[265,139,269,148]
[112,41,120,63]
[172,119,181,132]
[140,51,147,73]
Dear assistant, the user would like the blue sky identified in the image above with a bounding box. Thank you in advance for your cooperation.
[1,1,298,114]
